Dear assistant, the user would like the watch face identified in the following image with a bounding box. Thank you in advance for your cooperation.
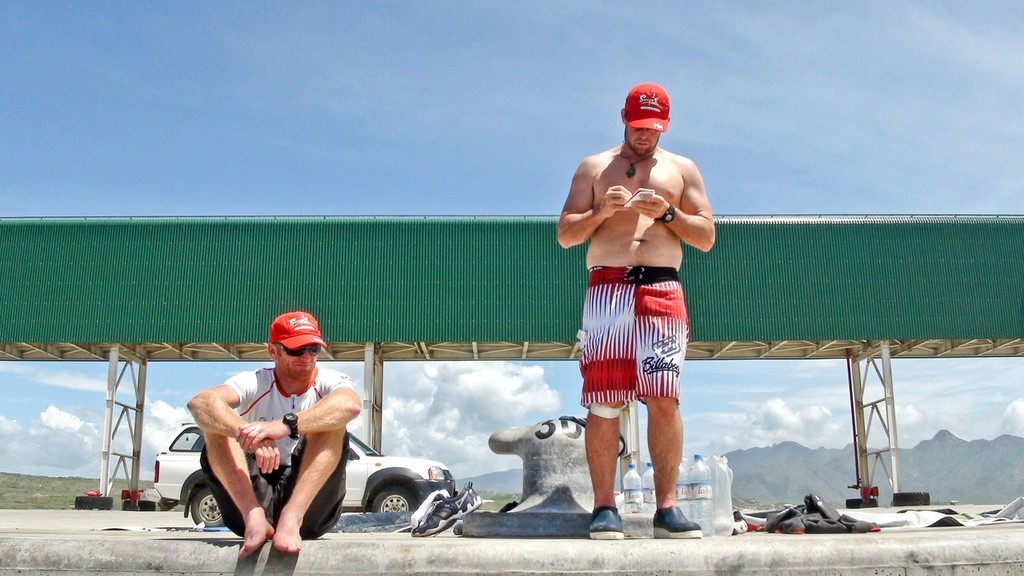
[284,413,299,437]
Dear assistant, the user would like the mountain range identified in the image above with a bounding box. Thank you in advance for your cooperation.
[463,430,1024,508]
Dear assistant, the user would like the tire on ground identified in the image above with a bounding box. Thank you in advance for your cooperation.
[74,496,113,510]
[892,491,931,507]
[371,485,417,513]
[189,485,224,526]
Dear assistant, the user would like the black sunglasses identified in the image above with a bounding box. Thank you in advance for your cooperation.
[279,344,322,357]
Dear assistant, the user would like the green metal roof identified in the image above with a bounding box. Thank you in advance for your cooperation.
[1,215,1021,361]
[691,215,1022,341]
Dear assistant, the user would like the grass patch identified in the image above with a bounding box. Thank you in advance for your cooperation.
[0,472,153,510]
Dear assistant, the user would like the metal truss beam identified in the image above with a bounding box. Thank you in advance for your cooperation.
[99,347,148,507]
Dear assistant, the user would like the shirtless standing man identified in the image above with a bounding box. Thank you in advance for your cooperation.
[557,82,715,540]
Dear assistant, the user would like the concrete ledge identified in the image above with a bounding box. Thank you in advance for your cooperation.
[463,511,655,538]
[2,510,1024,575]
[3,525,1024,575]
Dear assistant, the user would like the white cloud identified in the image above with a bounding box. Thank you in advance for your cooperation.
[0,415,22,435]
[1001,399,1024,437]
[2,356,1023,482]
[888,358,1024,446]
[897,404,926,429]
[0,363,107,393]
[0,406,104,477]
[0,399,196,480]
[0,364,31,375]
[667,356,1024,462]
[37,405,86,432]
[748,398,840,448]
[141,399,193,459]
[682,394,847,460]
[378,361,562,478]
[909,3,1024,90]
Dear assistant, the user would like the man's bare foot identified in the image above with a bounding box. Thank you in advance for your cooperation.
[272,513,303,555]
[239,508,274,560]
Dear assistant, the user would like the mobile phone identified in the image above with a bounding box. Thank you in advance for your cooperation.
[625,188,656,207]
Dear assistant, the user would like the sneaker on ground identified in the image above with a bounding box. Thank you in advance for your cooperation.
[411,482,482,537]
[410,489,449,531]
[589,506,624,540]
[653,506,703,539]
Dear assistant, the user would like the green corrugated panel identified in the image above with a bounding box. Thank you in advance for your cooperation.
[1,216,1021,344]
[684,217,1024,341]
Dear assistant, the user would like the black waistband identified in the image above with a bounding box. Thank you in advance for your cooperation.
[623,266,680,285]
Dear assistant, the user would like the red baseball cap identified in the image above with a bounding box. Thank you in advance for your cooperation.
[624,82,670,132]
[269,311,326,348]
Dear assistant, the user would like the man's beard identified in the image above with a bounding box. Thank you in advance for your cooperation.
[623,139,656,158]
[622,129,659,158]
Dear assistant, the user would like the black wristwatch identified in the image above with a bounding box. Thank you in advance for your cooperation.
[282,413,299,439]
[658,204,676,223]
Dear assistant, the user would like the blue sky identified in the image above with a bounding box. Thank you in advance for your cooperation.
[1,3,1022,486]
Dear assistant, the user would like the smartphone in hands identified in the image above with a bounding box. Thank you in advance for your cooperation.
[625,188,656,207]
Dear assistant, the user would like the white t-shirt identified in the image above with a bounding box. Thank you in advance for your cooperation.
[224,366,356,466]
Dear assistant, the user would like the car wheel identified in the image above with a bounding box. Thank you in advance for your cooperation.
[190,486,223,527]
[371,486,416,513]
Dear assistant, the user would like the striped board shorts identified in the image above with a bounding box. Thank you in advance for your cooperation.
[578,266,689,407]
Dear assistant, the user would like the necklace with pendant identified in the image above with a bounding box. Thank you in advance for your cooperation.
[621,151,655,179]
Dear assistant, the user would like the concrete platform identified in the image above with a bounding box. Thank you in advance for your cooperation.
[1,508,1023,575]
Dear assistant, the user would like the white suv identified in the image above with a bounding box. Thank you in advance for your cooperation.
[154,424,456,526]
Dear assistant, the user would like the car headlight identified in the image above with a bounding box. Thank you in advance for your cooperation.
[427,466,447,481]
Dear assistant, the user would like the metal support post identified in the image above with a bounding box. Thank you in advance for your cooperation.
[362,342,384,452]
[849,341,901,502]
[130,360,148,505]
[100,347,148,505]
[100,347,118,497]
[880,343,901,493]
[618,401,641,483]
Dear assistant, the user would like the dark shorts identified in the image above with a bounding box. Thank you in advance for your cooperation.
[200,433,350,539]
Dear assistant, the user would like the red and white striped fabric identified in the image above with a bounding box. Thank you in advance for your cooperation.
[578,266,689,407]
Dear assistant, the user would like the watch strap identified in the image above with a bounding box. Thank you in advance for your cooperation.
[283,413,299,439]
[658,204,676,223]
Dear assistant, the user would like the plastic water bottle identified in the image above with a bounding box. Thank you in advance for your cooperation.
[710,455,735,536]
[676,458,692,518]
[622,462,643,514]
[690,454,714,537]
[641,462,656,515]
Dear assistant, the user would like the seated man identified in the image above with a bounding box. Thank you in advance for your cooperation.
[187,310,361,558]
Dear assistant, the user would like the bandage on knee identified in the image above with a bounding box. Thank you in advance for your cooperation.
[588,403,623,419]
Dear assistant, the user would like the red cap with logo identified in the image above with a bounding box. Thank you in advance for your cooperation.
[624,82,670,133]
[269,311,327,349]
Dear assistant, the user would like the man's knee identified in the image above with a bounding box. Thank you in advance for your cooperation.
[293,429,349,475]
[199,433,241,471]
[644,396,679,413]
[644,398,682,429]
[302,428,347,452]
